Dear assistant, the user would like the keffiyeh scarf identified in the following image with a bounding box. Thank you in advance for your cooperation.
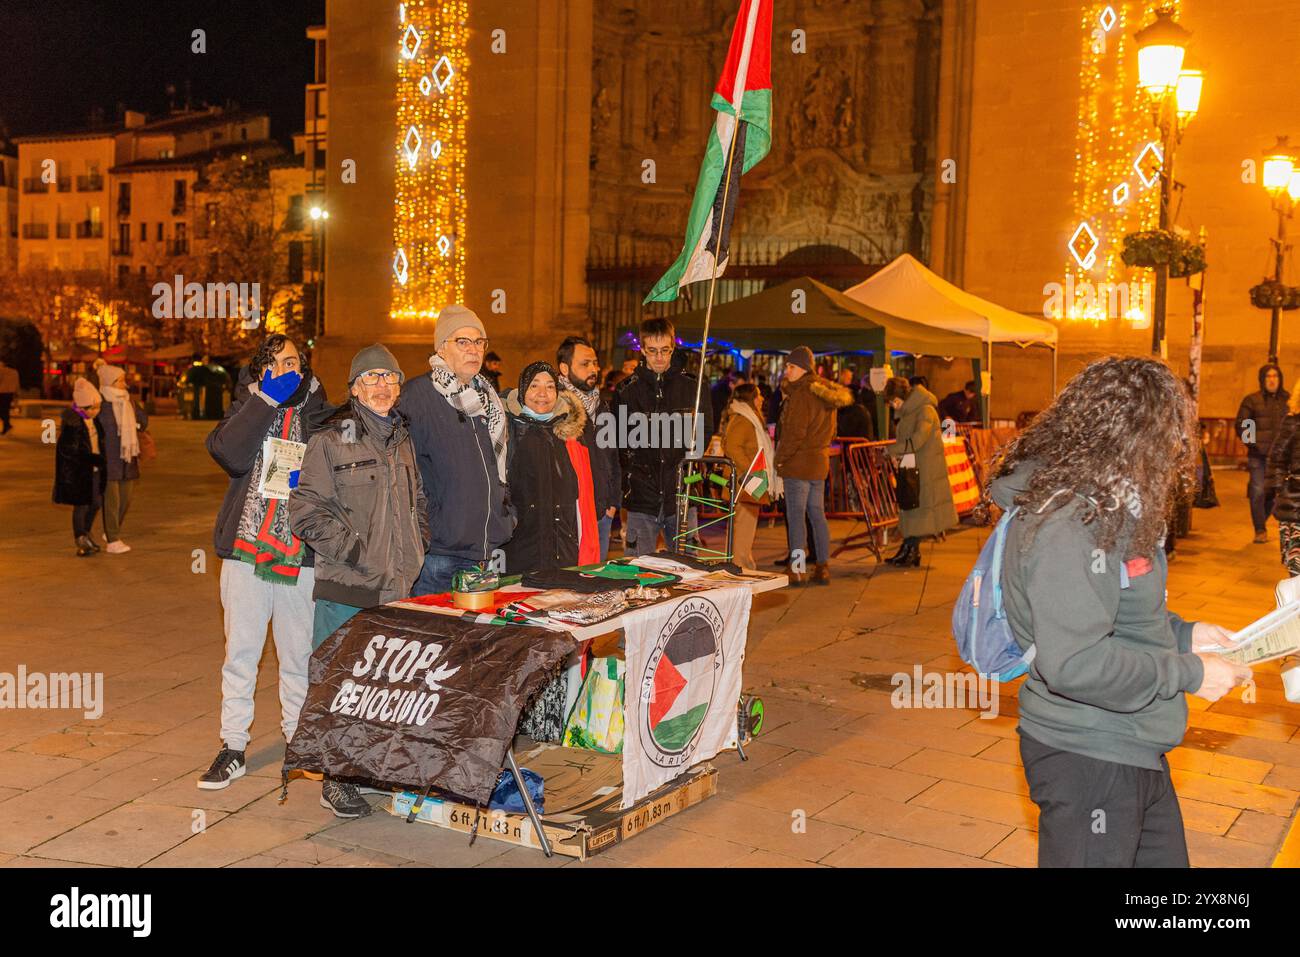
[559,375,601,419]
[233,377,319,584]
[428,354,508,482]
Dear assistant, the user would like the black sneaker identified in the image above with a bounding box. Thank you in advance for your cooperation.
[197,747,246,790]
[321,778,372,818]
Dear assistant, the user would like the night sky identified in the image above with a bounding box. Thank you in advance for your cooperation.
[0,0,325,144]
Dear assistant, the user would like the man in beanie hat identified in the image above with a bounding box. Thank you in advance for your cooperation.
[54,378,107,556]
[399,303,515,593]
[199,333,330,792]
[775,345,852,585]
[289,342,427,818]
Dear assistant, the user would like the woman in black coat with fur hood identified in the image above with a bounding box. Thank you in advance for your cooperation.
[502,361,597,576]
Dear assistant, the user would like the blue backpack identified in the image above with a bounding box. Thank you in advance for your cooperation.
[952,506,1036,681]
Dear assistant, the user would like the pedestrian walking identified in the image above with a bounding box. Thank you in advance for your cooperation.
[883,377,957,567]
[0,358,18,435]
[1265,388,1300,574]
[400,304,515,594]
[557,336,620,560]
[503,361,594,573]
[54,378,107,557]
[988,355,1251,867]
[775,346,853,584]
[93,362,149,554]
[198,334,330,792]
[614,317,711,556]
[1235,363,1289,543]
[289,343,427,818]
[721,382,780,570]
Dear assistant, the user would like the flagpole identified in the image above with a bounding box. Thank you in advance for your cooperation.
[690,111,743,436]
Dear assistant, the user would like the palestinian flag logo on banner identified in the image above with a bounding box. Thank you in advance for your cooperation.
[644,0,773,303]
[640,597,726,765]
[741,448,769,499]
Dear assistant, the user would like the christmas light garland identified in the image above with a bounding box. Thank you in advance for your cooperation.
[391,0,469,321]
[1063,2,1178,324]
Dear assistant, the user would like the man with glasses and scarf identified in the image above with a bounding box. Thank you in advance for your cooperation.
[399,304,516,590]
[613,317,710,556]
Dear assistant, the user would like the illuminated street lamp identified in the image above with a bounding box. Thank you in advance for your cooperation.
[1261,135,1297,363]
[309,203,328,339]
[1134,7,1197,357]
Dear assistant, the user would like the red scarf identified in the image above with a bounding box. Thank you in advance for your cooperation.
[565,438,600,565]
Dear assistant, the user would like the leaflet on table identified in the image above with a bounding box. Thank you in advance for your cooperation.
[257,437,306,500]
[1201,602,1300,666]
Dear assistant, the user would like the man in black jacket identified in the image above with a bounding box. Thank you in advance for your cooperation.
[613,317,710,556]
[198,334,331,792]
[400,304,516,593]
[1235,363,1290,543]
[557,335,621,560]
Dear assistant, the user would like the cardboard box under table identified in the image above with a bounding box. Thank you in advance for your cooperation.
[386,566,785,857]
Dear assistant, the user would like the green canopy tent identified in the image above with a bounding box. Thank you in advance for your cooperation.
[671,276,985,435]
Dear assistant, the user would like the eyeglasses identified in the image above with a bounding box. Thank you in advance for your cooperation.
[358,371,401,386]
[452,337,489,352]
[644,346,674,358]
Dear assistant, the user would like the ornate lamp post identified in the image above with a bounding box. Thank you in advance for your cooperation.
[1134,7,1198,357]
[1261,136,1297,364]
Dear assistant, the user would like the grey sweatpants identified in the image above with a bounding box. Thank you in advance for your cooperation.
[218,558,315,750]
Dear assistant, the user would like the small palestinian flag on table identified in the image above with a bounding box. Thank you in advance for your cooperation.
[739,448,769,499]
[644,0,773,303]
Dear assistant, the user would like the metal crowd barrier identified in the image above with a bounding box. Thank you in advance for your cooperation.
[833,440,900,561]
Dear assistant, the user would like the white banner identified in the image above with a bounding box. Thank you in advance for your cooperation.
[621,585,751,807]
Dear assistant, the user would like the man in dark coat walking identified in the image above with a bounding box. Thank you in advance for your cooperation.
[1235,363,1290,543]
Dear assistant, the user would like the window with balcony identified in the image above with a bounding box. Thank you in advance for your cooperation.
[77,173,103,191]
[21,177,48,194]
[76,221,103,239]
[118,182,131,217]
[56,222,71,239]
[114,223,131,256]
[287,194,304,231]
[22,222,49,239]
[172,179,187,215]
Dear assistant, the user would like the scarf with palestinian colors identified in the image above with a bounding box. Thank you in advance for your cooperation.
[559,374,601,419]
[233,377,319,584]
[428,354,508,482]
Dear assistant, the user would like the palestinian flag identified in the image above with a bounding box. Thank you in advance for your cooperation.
[740,448,769,499]
[647,615,719,753]
[644,0,773,303]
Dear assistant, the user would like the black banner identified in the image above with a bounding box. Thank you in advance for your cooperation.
[284,606,574,805]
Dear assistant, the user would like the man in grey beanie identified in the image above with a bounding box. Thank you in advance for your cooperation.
[399,303,515,592]
[289,342,428,818]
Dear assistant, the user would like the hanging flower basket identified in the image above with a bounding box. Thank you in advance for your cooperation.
[1120,229,1208,279]
[1249,280,1300,311]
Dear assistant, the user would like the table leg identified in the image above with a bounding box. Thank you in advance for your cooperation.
[506,748,553,858]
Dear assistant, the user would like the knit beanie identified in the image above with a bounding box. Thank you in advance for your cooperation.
[788,346,815,373]
[434,304,486,349]
[348,343,404,384]
[73,378,101,407]
[96,362,125,389]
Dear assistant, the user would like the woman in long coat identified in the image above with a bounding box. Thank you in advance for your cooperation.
[884,377,957,566]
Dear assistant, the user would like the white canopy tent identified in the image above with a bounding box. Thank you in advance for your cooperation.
[844,254,1059,419]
